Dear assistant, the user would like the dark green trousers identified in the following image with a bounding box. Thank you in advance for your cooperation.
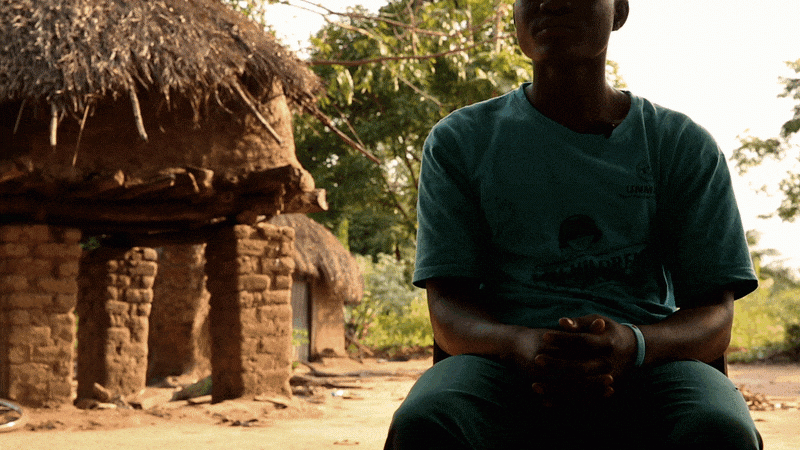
[385,355,762,450]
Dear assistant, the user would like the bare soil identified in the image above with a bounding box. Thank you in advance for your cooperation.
[2,358,798,450]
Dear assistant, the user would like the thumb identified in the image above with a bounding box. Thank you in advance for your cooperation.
[589,318,606,334]
[558,317,579,331]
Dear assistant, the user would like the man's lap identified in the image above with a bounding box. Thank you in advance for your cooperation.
[385,355,761,450]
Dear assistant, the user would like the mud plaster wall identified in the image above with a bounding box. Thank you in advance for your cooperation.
[0,224,82,407]
[76,247,157,400]
[1,80,301,182]
[205,223,295,402]
[310,280,347,357]
[149,244,211,380]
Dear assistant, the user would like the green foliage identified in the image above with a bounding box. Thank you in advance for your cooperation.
[222,0,280,26]
[346,254,432,353]
[297,0,625,263]
[298,0,526,261]
[363,296,432,353]
[292,328,309,347]
[732,59,800,221]
[729,231,800,361]
[80,236,101,251]
[730,278,786,360]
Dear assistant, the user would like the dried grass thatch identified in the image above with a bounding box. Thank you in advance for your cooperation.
[0,0,321,128]
[270,214,363,305]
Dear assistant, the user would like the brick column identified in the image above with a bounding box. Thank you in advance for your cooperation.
[205,223,294,402]
[76,246,157,400]
[0,224,82,407]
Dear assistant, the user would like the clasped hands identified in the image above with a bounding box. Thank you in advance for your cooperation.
[524,315,638,407]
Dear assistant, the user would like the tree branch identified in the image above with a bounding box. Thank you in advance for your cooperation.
[398,75,444,109]
[309,41,493,66]
[302,105,382,164]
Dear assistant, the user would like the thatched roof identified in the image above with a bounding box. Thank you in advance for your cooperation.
[269,214,363,305]
[0,0,333,236]
[0,0,321,125]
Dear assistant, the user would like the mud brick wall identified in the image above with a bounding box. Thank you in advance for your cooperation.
[206,223,295,402]
[0,224,82,407]
[149,244,210,380]
[76,247,157,400]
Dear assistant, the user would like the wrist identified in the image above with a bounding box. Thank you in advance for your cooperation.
[620,323,646,367]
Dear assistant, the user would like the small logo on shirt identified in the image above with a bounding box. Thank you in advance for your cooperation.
[636,159,654,182]
[625,184,654,195]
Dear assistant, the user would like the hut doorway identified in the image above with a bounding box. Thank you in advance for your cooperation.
[291,278,311,362]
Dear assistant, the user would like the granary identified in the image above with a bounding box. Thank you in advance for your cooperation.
[146,215,363,381]
[0,0,334,406]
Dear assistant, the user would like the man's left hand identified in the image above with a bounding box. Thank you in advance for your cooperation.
[530,315,637,406]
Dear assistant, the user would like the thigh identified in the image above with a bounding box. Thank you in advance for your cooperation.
[385,355,540,449]
[385,354,631,450]
[625,360,762,450]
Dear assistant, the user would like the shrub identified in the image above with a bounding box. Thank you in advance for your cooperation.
[346,254,432,355]
[729,275,800,362]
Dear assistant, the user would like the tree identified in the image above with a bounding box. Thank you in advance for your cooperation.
[294,0,529,261]
[732,229,800,360]
[224,0,279,25]
[291,0,627,262]
[732,59,800,221]
[223,0,627,263]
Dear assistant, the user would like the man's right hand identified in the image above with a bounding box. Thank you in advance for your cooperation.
[529,316,635,406]
[426,278,625,407]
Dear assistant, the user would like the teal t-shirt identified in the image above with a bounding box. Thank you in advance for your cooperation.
[413,84,757,328]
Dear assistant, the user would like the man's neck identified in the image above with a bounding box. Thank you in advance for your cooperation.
[525,58,629,136]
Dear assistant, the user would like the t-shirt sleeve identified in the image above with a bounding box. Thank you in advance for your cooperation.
[657,121,758,306]
[413,122,487,288]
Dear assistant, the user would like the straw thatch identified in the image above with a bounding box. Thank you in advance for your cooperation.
[0,0,333,235]
[0,0,321,125]
[269,214,363,305]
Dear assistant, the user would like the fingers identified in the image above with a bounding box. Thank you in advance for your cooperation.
[541,330,608,358]
[532,374,615,406]
[559,315,607,332]
[558,317,578,331]
[533,353,611,381]
[589,317,606,333]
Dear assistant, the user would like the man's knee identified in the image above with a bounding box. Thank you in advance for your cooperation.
[389,386,450,429]
[632,361,762,450]
[385,355,530,449]
[385,388,467,449]
[668,406,762,450]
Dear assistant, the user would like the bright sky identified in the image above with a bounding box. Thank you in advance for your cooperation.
[265,0,800,271]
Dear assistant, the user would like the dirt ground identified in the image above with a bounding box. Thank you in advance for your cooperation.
[2,358,798,450]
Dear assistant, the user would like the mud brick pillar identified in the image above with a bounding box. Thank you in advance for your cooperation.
[76,246,157,400]
[205,223,295,402]
[149,244,210,380]
[0,224,82,407]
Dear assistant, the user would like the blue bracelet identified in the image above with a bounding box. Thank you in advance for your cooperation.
[621,323,646,367]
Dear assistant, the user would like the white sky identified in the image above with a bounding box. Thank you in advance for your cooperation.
[265,0,800,271]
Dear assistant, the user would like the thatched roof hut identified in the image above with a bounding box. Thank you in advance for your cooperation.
[269,214,362,359]
[0,0,328,236]
[269,214,363,305]
[0,0,320,124]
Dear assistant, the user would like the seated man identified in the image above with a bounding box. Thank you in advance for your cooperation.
[384,1,762,449]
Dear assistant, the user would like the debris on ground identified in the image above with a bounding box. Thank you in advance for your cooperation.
[171,376,212,401]
[739,385,800,411]
[74,383,133,410]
